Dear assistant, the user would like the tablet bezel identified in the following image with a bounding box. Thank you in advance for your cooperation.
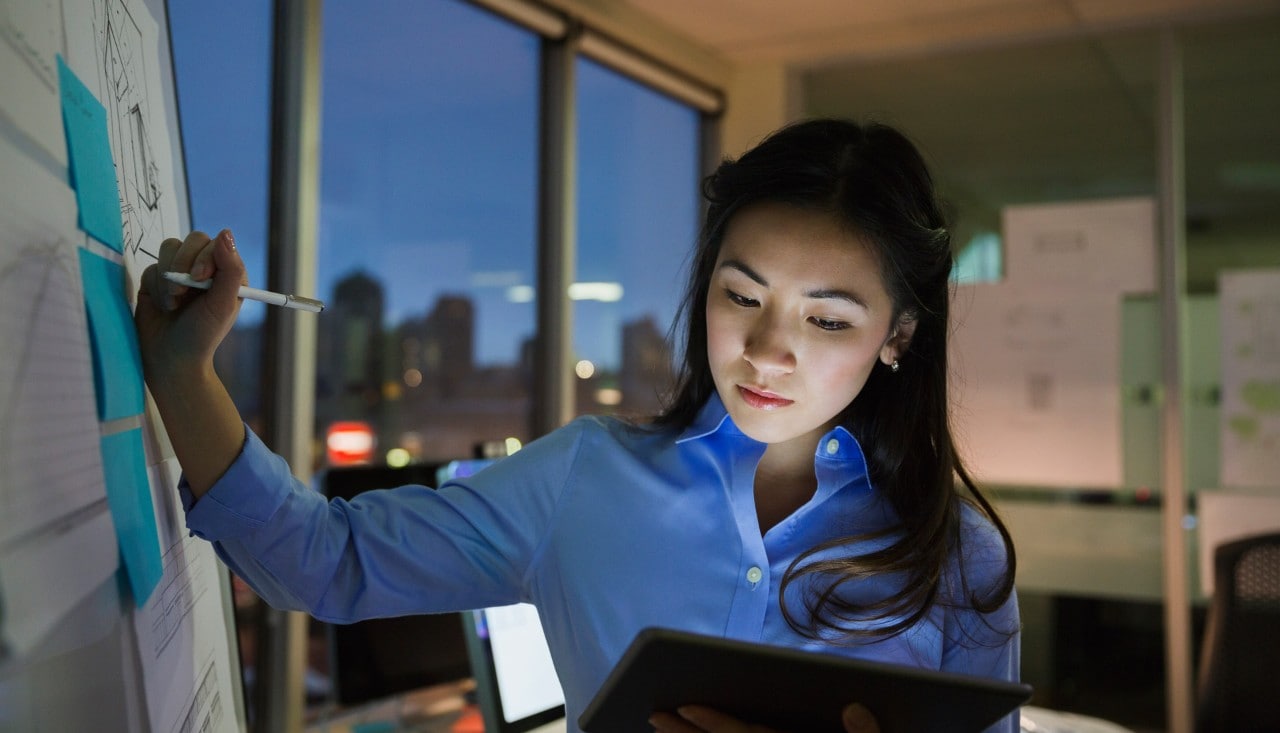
[579,627,1031,733]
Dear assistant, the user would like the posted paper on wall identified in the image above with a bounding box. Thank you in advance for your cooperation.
[1003,197,1156,294]
[0,136,119,659]
[1218,269,1280,490]
[133,458,240,733]
[951,282,1124,488]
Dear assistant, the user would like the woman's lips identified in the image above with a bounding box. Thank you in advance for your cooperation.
[737,385,794,410]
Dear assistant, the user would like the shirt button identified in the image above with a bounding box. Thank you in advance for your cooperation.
[746,566,763,584]
[825,438,840,455]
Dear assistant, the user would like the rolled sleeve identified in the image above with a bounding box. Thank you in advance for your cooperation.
[182,425,295,541]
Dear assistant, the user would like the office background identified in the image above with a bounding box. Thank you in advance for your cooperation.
[165,1,1280,732]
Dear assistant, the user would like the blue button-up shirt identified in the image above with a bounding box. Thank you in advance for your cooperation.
[185,395,1020,732]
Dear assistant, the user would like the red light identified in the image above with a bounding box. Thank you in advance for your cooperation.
[326,421,375,466]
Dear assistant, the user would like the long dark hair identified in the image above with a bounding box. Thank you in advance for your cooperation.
[656,118,1015,641]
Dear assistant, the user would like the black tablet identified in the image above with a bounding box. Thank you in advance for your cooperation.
[579,627,1032,733]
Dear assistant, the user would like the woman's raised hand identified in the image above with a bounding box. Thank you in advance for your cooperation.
[135,229,246,383]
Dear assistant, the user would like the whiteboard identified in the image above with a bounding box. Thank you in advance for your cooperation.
[0,0,247,731]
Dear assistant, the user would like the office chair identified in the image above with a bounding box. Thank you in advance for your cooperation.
[1195,531,1280,733]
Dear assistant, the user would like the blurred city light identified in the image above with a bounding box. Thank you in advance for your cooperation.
[386,448,411,467]
[568,282,623,302]
[505,282,625,303]
[326,421,376,466]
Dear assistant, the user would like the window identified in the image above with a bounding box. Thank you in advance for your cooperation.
[168,0,274,716]
[573,58,701,418]
[317,0,541,467]
[169,0,272,429]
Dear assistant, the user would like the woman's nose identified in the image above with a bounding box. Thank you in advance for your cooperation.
[743,315,796,374]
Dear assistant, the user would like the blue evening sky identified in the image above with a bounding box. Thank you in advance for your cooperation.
[171,0,698,368]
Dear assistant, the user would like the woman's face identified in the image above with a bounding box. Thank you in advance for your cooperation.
[706,201,906,451]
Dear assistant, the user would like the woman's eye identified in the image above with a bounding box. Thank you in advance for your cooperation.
[725,289,758,307]
[810,317,850,331]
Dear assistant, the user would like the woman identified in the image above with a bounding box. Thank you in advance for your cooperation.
[136,118,1019,733]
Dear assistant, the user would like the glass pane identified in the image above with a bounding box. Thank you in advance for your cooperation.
[804,34,1163,496]
[169,0,272,431]
[317,0,540,468]
[574,58,700,418]
[1184,14,1280,496]
[802,33,1167,729]
[169,0,274,722]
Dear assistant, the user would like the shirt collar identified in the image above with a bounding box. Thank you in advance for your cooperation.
[675,394,875,504]
[675,394,870,476]
[675,391,741,444]
[814,424,870,493]
[816,424,865,464]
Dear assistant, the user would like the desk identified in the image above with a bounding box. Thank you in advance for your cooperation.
[1021,705,1135,732]
[1000,497,1169,601]
[305,680,568,733]
[305,680,472,733]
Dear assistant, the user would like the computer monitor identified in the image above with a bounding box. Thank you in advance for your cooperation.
[437,460,568,733]
[320,463,473,707]
[463,605,567,733]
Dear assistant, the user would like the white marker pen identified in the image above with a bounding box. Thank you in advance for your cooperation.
[163,271,325,313]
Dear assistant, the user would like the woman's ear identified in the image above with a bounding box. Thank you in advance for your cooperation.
[880,312,918,367]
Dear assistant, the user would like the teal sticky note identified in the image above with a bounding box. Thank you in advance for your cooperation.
[79,248,145,420]
[100,428,162,605]
[58,55,124,252]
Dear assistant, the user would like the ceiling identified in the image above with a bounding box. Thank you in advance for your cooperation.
[619,0,1280,287]
[624,0,1280,66]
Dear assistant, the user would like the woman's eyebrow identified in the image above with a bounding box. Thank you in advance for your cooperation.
[719,259,869,310]
[805,287,869,310]
[719,259,767,286]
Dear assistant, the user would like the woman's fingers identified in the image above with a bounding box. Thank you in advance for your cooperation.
[649,704,876,733]
[151,236,184,310]
[841,704,880,733]
[649,710,707,733]
[189,229,232,283]
[650,706,781,733]
[155,230,215,309]
[174,230,214,276]
[203,230,247,315]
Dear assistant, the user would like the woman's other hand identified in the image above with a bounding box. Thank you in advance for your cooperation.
[648,703,880,733]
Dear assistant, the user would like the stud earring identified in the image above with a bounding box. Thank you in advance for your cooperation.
[890,359,900,373]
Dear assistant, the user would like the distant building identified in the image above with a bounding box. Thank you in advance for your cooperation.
[388,294,531,460]
[315,271,385,436]
[216,320,262,427]
[620,314,674,416]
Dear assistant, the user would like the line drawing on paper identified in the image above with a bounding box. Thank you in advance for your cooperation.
[0,238,104,548]
[146,536,211,658]
[174,656,225,733]
[88,0,164,261]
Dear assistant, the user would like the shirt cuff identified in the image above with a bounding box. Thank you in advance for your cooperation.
[182,425,295,541]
